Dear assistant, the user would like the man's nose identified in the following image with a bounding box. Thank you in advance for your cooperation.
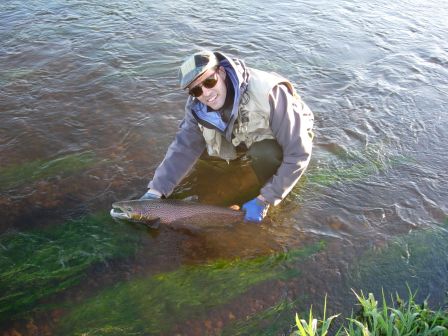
[201,85,213,96]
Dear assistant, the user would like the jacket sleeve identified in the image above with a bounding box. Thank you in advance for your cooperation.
[148,107,206,197]
[260,84,314,205]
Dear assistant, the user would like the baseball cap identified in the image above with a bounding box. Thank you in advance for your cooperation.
[178,50,219,90]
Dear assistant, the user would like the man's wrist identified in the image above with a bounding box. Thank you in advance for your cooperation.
[140,188,162,200]
[256,195,269,206]
[148,188,162,198]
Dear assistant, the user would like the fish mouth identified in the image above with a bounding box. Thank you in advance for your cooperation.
[110,206,130,220]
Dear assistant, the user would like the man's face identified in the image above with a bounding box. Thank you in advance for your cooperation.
[187,66,227,110]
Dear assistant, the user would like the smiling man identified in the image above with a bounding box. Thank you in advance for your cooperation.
[141,50,314,223]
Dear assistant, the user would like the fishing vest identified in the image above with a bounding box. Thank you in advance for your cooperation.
[200,68,295,160]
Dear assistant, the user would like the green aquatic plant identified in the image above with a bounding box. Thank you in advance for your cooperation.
[0,151,97,190]
[290,227,448,336]
[57,242,325,335]
[306,143,412,188]
[0,68,37,86]
[350,227,448,298]
[221,299,299,336]
[307,160,380,187]
[0,213,141,322]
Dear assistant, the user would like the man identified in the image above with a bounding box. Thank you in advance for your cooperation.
[141,50,314,223]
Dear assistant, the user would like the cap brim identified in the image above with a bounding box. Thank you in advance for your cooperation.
[185,68,217,90]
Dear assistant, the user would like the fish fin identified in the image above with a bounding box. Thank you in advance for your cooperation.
[181,195,199,202]
[169,219,202,234]
[143,218,161,229]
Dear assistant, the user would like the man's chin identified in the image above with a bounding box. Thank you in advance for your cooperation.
[208,100,224,111]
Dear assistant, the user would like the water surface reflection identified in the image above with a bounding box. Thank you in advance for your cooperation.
[1,0,447,334]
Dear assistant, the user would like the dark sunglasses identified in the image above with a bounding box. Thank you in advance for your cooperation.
[188,71,218,97]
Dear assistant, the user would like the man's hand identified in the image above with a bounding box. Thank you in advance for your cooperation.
[140,189,162,200]
[242,196,270,223]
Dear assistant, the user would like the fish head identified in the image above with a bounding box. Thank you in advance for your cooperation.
[110,200,159,223]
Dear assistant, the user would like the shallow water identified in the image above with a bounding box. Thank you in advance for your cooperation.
[1,0,448,334]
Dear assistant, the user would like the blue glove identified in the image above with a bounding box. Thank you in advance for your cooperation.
[242,197,270,223]
[140,189,162,200]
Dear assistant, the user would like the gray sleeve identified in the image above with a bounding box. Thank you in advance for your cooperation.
[148,108,206,197]
[260,84,314,205]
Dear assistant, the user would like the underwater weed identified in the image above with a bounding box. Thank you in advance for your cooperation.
[306,143,411,188]
[0,213,140,322]
[57,243,325,335]
[221,299,299,335]
[0,151,97,191]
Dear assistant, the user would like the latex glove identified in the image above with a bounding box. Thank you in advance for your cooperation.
[140,188,162,200]
[242,196,270,223]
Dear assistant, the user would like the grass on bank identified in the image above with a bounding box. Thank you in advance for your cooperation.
[293,288,448,336]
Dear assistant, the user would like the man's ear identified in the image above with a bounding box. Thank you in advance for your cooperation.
[218,66,226,80]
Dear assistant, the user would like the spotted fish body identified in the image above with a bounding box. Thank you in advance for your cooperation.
[110,199,244,230]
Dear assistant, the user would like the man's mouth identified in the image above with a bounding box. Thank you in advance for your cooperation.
[207,95,217,103]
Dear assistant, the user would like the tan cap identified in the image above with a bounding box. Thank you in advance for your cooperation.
[178,50,219,89]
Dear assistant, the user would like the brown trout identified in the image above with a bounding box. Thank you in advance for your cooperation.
[110,199,244,230]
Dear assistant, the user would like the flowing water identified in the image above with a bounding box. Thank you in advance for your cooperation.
[1,0,448,334]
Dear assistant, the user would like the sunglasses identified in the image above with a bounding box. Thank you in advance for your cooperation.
[188,71,218,97]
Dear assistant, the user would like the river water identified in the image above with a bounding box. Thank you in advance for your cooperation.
[1,0,448,334]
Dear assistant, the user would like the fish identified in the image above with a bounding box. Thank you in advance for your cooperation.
[110,199,244,231]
